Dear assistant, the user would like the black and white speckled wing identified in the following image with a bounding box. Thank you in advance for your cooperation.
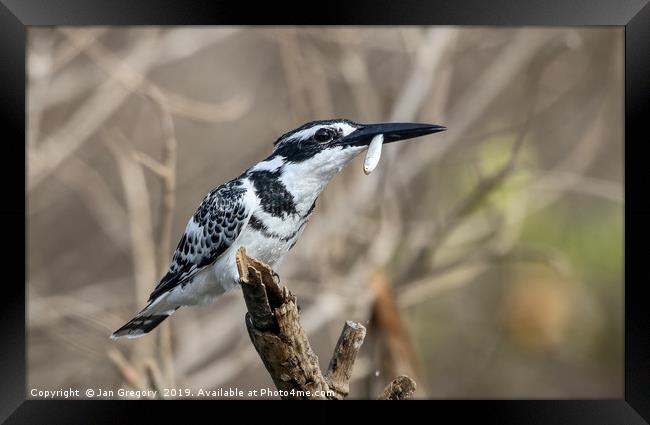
[148,179,251,302]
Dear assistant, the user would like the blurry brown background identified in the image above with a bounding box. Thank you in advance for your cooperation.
[27,26,623,398]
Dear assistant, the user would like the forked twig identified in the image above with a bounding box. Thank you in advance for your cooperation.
[235,247,414,400]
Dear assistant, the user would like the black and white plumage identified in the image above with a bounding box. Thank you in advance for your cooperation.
[111,119,445,339]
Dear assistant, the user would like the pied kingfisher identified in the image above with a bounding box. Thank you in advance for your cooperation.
[111,119,445,339]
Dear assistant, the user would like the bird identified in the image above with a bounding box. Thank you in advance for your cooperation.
[111,119,445,339]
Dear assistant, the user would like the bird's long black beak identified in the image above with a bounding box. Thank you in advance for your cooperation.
[340,122,446,146]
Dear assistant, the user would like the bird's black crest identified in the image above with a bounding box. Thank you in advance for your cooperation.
[271,119,360,163]
[273,119,358,147]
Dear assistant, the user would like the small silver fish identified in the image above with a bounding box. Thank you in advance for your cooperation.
[363,134,384,175]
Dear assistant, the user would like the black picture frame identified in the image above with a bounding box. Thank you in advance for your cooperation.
[3,0,648,422]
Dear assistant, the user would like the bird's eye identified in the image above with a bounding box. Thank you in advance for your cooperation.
[314,128,332,143]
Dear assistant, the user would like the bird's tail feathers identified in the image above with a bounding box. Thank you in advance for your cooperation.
[110,298,178,340]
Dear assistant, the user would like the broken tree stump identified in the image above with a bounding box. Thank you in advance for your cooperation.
[235,247,416,400]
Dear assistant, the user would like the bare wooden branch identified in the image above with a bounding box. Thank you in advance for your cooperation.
[378,375,417,400]
[236,250,276,332]
[325,321,367,399]
[237,247,330,399]
[236,247,411,400]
